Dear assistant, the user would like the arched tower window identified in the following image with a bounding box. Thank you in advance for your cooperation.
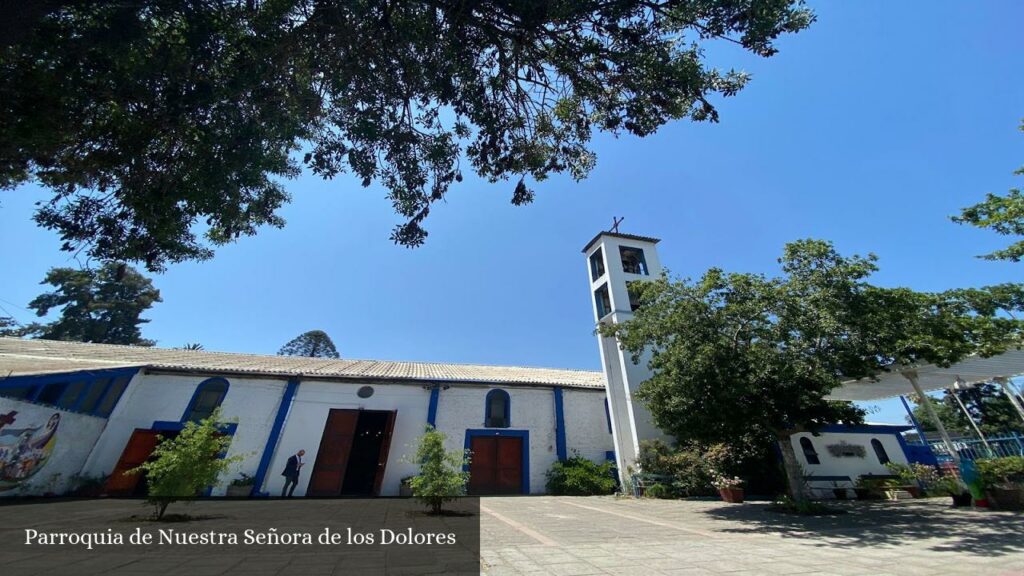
[485,389,510,428]
[871,438,890,465]
[183,378,229,422]
[799,437,820,465]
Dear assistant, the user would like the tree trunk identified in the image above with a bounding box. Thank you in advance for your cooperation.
[156,500,170,520]
[776,432,808,503]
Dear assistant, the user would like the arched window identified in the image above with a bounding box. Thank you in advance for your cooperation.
[871,438,890,465]
[183,378,229,422]
[799,437,820,465]
[485,389,510,428]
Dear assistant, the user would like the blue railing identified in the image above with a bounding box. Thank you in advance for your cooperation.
[926,433,1024,462]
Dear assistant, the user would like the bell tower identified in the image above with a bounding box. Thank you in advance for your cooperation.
[583,229,671,483]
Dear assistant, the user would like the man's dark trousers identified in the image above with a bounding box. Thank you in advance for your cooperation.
[282,474,299,497]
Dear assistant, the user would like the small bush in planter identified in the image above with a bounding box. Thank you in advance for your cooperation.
[854,475,898,499]
[546,453,616,496]
[226,473,255,497]
[644,483,672,499]
[931,474,971,506]
[976,456,1024,510]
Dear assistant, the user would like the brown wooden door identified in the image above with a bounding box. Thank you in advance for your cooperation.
[468,436,523,495]
[371,410,397,496]
[307,409,359,496]
[105,429,162,495]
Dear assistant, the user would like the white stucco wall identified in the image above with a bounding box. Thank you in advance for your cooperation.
[791,430,909,485]
[267,379,431,498]
[433,384,559,494]
[0,398,107,496]
[563,389,614,463]
[82,372,286,495]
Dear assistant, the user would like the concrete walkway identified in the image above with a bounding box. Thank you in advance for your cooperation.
[0,497,1021,575]
[480,496,1024,576]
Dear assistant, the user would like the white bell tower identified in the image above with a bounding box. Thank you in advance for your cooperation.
[583,229,671,483]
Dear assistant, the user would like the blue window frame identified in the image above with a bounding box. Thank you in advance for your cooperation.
[800,437,821,465]
[484,389,510,428]
[589,248,606,280]
[619,246,649,275]
[594,283,611,318]
[871,438,891,465]
[182,378,230,422]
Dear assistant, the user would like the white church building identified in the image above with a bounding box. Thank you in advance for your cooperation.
[0,231,920,499]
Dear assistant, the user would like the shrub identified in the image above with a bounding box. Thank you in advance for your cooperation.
[644,483,671,499]
[408,426,469,514]
[546,454,616,496]
[931,473,967,496]
[130,408,242,520]
[976,456,1024,490]
[636,440,732,497]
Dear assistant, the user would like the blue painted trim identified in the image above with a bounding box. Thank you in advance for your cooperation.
[0,367,139,389]
[181,377,230,422]
[464,429,530,495]
[892,429,913,463]
[605,450,616,462]
[484,388,511,428]
[252,379,299,496]
[553,387,567,462]
[899,395,931,444]
[427,386,440,427]
[604,398,612,434]
[0,367,139,417]
[819,424,913,434]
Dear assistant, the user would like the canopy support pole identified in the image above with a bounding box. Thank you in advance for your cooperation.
[903,370,959,463]
[995,377,1024,424]
[949,386,993,456]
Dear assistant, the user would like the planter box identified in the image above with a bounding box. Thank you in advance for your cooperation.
[225,485,253,498]
[903,486,922,499]
[986,487,1024,511]
[718,487,744,503]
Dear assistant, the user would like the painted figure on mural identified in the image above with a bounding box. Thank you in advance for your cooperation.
[0,412,61,490]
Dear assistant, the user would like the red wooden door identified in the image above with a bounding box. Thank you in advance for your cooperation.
[105,429,162,495]
[468,436,523,495]
[371,411,397,496]
[307,409,359,496]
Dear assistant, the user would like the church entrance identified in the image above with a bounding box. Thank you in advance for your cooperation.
[105,428,172,496]
[467,434,525,495]
[307,409,396,497]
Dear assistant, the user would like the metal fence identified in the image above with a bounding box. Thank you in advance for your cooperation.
[926,434,1024,462]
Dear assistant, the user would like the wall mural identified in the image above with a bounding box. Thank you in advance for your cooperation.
[0,410,61,491]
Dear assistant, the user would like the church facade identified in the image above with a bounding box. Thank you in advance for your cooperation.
[0,338,611,498]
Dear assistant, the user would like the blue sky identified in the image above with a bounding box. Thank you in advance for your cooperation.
[1,1,1022,425]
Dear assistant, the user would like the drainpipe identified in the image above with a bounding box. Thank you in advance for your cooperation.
[995,377,1024,424]
[902,370,959,464]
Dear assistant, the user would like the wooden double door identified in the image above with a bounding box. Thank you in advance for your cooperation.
[468,435,524,495]
[306,409,396,497]
[105,429,168,496]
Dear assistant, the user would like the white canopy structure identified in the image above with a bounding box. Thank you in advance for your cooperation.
[828,349,1024,463]
[828,349,1024,402]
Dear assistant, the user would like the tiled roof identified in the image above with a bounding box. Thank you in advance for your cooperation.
[0,337,606,389]
[581,231,661,253]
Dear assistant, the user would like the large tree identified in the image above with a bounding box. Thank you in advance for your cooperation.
[19,263,162,345]
[0,0,814,271]
[601,240,1024,501]
[953,120,1024,262]
[278,329,340,358]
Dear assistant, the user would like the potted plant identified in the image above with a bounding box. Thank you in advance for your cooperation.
[226,473,255,497]
[400,476,414,498]
[854,475,892,500]
[885,463,922,498]
[932,474,972,507]
[977,456,1024,511]
[713,475,744,503]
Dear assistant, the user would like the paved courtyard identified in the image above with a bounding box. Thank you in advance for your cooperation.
[480,496,1024,576]
[0,496,1021,575]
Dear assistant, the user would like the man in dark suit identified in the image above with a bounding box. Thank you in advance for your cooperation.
[281,449,305,497]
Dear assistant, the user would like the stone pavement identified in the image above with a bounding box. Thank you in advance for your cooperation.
[480,496,1024,576]
[0,496,1021,575]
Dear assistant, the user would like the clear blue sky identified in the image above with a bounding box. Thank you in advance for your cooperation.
[1,1,1022,425]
